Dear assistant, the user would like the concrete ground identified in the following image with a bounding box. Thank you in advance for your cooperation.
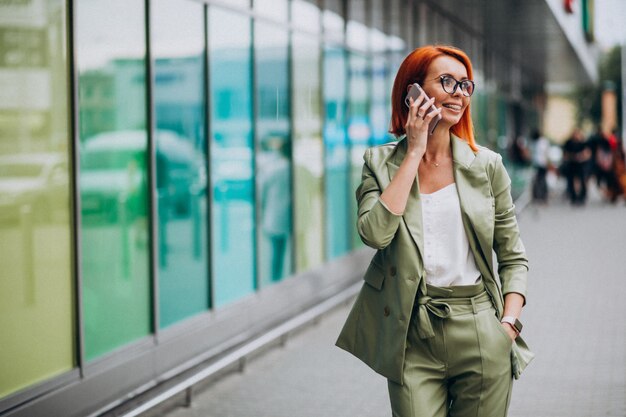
[161,182,626,417]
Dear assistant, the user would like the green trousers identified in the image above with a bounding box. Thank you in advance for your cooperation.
[388,282,513,417]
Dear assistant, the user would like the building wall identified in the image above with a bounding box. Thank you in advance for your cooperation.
[0,0,547,415]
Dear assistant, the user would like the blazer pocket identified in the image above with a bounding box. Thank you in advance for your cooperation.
[363,261,386,290]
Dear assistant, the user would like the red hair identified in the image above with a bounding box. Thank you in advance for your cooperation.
[389,45,478,152]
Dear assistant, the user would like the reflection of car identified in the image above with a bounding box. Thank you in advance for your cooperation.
[80,130,202,223]
[0,153,69,224]
[156,131,205,215]
[212,146,253,201]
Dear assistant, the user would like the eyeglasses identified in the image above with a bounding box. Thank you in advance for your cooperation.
[439,75,475,97]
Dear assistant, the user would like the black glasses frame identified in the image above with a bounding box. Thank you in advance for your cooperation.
[439,75,475,97]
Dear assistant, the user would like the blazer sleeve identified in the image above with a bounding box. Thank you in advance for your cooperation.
[356,148,402,249]
[490,154,529,301]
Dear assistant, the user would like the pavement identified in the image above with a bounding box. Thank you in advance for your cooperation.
[159,181,626,417]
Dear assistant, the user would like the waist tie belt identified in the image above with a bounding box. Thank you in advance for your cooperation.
[416,281,487,339]
[416,296,451,339]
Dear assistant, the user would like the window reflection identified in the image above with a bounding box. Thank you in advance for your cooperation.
[292,0,321,34]
[209,7,256,306]
[370,29,389,146]
[0,0,74,398]
[77,0,150,360]
[322,5,344,43]
[346,19,368,52]
[323,46,350,258]
[348,53,371,248]
[152,0,209,328]
[254,0,288,21]
[255,23,292,285]
[292,33,324,271]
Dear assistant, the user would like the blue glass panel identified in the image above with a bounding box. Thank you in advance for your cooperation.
[370,50,390,145]
[323,46,350,259]
[255,23,292,285]
[152,0,209,328]
[209,8,256,306]
[347,53,370,248]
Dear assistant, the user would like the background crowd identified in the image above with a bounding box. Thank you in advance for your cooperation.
[509,127,626,206]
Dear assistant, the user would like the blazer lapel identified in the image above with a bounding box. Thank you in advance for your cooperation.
[451,135,495,278]
[384,136,495,279]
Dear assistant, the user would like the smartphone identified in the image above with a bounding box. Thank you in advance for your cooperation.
[405,83,442,135]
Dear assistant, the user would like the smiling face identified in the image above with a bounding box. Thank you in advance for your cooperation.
[421,55,471,129]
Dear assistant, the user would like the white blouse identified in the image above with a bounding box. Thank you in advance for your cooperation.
[420,183,482,287]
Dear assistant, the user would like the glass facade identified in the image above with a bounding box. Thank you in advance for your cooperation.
[370,30,390,146]
[0,0,547,412]
[152,0,209,328]
[76,0,151,360]
[292,32,325,271]
[0,0,74,398]
[347,52,370,248]
[209,8,256,306]
[323,46,350,259]
[254,0,288,21]
[255,22,293,285]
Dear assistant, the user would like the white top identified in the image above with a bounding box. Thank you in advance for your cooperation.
[420,183,482,287]
[532,136,550,168]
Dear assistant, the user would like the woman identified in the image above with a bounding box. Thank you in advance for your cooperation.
[336,45,533,417]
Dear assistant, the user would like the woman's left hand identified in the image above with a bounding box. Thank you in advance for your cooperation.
[500,323,518,341]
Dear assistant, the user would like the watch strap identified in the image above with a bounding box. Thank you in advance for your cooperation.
[501,316,523,334]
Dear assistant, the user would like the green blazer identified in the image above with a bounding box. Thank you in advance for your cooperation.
[336,134,533,385]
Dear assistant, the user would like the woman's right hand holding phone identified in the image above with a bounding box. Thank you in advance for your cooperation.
[405,94,441,160]
[378,91,442,215]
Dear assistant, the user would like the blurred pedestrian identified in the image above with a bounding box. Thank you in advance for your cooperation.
[336,45,532,417]
[588,127,621,203]
[610,130,626,202]
[509,134,531,168]
[530,128,550,203]
[258,135,291,281]
[562,128,591,205]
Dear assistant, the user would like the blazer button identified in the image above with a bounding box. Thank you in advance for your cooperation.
[390,267,397,276]
[383,306,390,317]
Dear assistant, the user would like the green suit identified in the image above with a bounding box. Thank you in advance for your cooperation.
[336,134,533,385]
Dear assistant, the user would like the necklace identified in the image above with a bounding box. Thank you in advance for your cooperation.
[423,152,450,167]
[423,157,443,167]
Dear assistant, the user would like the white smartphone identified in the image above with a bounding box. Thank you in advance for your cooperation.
[405,83,442,135]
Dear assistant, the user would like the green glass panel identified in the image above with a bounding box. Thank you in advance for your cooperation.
[292,33,324,271]
[76,0,151,360]
[323,46,350,259]
[497,96,508,137]
[152,0,209,328]
[255,23,292,285]
[471,91,489,147]
[209,8,256,306]
[0,0,74,398]
[348,53,370,249]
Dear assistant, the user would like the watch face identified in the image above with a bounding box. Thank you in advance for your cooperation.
[514,319,523,333]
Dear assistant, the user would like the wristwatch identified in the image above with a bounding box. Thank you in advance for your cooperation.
[500,316,523,334]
